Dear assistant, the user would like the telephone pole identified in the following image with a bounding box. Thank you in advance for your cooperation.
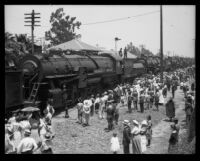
[160,5,163,83]
[24,10,41,54]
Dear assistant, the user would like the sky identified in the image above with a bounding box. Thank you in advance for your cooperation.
[5,5,195,57]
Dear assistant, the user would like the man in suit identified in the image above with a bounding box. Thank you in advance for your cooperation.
[122,120,131,154]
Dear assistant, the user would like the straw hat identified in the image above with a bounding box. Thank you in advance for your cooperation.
[24,129,31,136]
[7,126,14,134]
[123,120,130,126]
[132,120,139,126]
[44,132,52,141]
[141,120,148,126]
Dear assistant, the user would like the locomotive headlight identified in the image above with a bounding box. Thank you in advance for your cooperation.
[23,60,38,76]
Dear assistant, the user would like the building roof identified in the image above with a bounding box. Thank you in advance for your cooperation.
[127,51,138,59]
[98,50,123,61]
[48,39,101,52]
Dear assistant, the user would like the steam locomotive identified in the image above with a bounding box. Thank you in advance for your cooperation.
[18,50,146,110]
[5,49,194,113]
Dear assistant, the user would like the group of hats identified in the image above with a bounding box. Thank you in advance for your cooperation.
[122,119,139,126]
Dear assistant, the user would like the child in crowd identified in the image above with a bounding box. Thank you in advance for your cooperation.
[110,132,120,154]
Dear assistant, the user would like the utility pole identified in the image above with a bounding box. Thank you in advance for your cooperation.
[160,5,163,83]
[24,10,41,54]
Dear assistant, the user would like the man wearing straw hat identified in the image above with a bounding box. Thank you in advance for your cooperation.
[17,129,38,154]
[122,120,131,154]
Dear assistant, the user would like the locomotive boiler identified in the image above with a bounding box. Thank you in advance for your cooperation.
[19,51,123,109]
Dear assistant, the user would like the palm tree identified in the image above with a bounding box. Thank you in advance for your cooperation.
[15,34,32,54]
[5,32,30,68]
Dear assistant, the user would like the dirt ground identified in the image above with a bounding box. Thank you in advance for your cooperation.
[144,87,187,154]
[51,85,190,154]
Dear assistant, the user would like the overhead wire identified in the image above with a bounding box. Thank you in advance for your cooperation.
[82,10,160,25]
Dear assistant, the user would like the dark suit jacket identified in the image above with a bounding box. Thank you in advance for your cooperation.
[123,126,131,145]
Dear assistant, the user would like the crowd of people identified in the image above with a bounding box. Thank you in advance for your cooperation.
[5,99,55,154]
[5,66,195,154]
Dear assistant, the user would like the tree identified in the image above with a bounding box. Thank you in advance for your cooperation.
[126,42,140,56]
[45,8,82,46]
[14,34,32,54]
[5,32,31,67]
